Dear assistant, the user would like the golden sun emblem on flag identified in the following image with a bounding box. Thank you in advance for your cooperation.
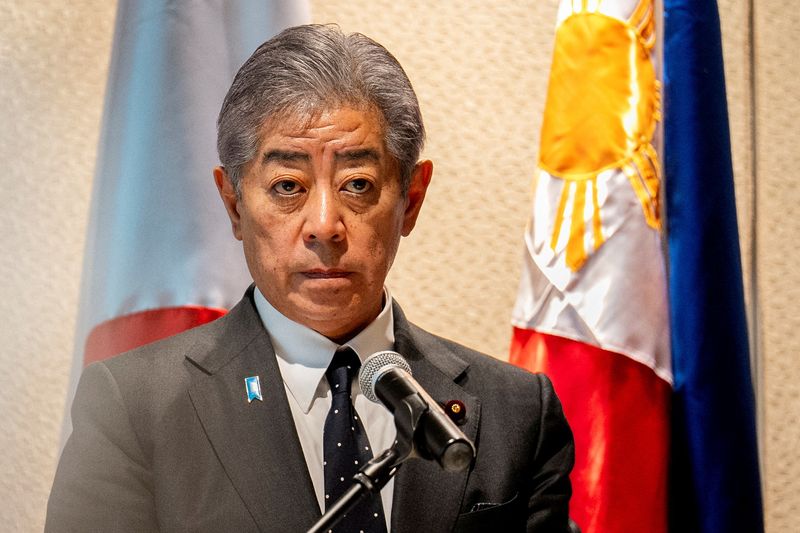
[539,0,661,271]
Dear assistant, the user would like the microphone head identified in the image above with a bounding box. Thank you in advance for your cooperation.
[359,350,412,403]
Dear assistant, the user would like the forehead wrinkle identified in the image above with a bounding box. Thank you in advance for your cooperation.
[267,124,368,148]
[262,103,382,137]
[255,106,390,174]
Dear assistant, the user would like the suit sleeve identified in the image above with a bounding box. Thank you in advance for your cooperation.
[526,373,576,532]
[45,362,158,532]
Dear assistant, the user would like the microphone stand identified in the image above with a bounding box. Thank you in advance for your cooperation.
[306,446,401,533]
[306,392,431,533]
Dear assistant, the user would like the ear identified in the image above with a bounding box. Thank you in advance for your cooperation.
[401,160,433,237]
[213,166,243,241]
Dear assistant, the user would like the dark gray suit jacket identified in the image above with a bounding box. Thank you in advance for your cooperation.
[46,288,574,532]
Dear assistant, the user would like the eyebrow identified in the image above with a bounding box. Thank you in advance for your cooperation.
[262,150,310,165]
[335,148,381,164]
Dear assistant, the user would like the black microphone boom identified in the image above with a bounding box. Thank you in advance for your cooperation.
[359,351,476,472]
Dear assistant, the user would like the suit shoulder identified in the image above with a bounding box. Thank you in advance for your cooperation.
[406,321,550,394]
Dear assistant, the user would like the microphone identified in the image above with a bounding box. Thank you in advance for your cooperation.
[358,351,475,472]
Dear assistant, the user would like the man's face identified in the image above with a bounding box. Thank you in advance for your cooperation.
[215,106,432,341]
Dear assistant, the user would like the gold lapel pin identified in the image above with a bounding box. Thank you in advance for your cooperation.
[444,399,466,423]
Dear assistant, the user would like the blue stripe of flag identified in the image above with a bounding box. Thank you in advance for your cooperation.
[663,0,763,531]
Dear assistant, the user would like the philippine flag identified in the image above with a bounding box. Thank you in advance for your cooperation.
[510,0,762,531]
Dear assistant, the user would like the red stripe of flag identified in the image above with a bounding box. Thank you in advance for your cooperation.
[83,306,226,366]
[511,328,670,532]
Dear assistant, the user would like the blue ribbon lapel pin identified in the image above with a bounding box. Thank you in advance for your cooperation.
[244,376,263,403]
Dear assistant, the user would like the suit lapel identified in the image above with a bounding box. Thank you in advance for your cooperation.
[390,305,481,533]
[186,292,320,532]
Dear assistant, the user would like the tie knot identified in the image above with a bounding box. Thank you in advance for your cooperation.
[326,347,360,396]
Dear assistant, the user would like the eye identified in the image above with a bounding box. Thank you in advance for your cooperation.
[272,179,303,196]
[342,178,372,194]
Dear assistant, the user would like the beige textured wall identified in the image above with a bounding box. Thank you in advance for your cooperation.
[0,1,796,531]
[752,0,800,529]
[0,1,117,529]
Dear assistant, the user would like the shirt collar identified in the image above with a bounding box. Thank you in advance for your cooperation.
[253,287,395,413]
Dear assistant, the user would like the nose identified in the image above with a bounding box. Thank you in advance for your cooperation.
[302,187,345,243]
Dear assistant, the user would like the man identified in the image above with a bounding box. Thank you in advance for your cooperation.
[47,24,574,532]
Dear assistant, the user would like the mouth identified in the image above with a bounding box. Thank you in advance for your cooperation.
[301,269,352,279]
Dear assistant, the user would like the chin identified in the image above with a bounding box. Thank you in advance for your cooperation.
[308,317,364,342]
[292,299,350,320]
[298,304,371,340]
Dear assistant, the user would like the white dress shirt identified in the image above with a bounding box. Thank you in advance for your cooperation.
[253,287,397,528]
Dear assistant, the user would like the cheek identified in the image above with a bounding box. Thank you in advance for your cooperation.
[242,205,293,245]
[381,209,406,255]
[240,214,289,271]
[365,219,402,268]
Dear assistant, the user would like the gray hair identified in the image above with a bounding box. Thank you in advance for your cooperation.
[217,24,425,196]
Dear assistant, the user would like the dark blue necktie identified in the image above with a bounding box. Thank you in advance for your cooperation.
[323,348,388,533]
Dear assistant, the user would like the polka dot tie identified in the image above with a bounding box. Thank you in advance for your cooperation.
[323,348,388,533]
